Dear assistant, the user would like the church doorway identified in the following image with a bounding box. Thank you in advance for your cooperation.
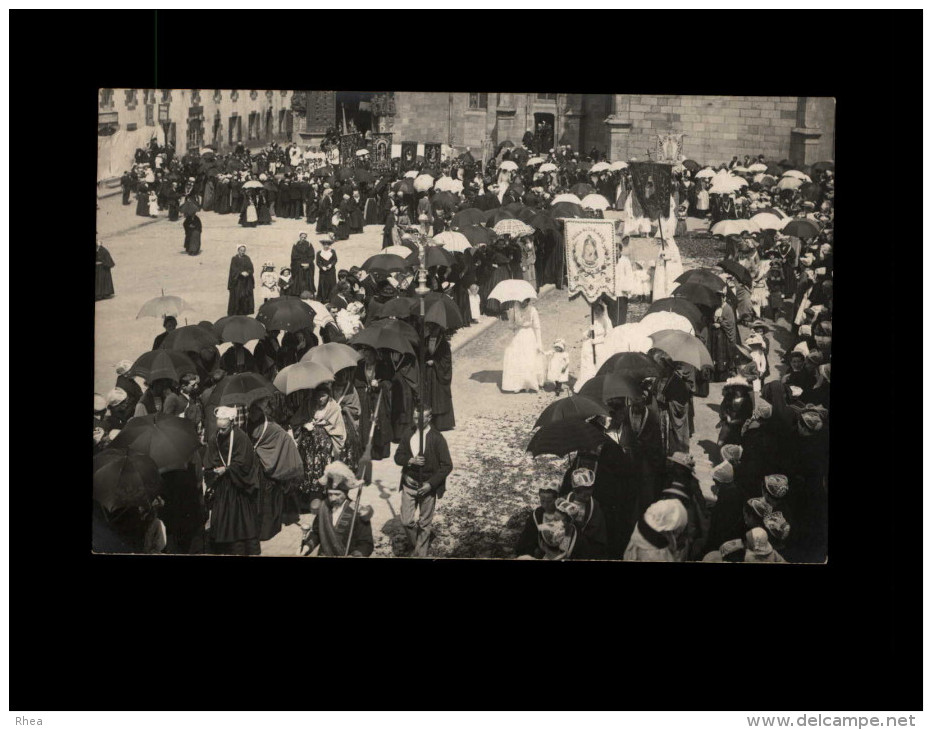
[533,113,555,154]
[335,91,375,135]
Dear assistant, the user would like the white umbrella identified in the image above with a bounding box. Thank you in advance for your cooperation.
[638,311,694,337]
[382,245,415,257]
[404,170,419,179]
[695,168,716,179]
[551,193,582,206]
[492,219,535,238]
[609,161,628,171]
[499,160,518,171]
[242,180,264,189]
[539,163,558,173]
[590,161,611,173]
[776,176,803,191]
[580,194,611,211]
[709,178,746,195]
[711,219,760,237]
[748,163,768,173]
[432,231,472,253]
[603,323,653,356]
[449,179,464,194]
[433,176,456,192]
[355,149,370,157]
[487,279,538,303]
[750,212,788,231]
[732,166,749,174]
[782,170,811,181]
[414,174,434,192]
[526,157,546,166]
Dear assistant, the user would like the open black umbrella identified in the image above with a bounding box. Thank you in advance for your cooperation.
[504,201,525,214]
[361,253,411,272]
[716,260,753,287]
[799,182,822,203]
[451,208,489,229]
[595,352,661,380]
[681,159,700,173]
[414,293,464,330]
[407,246,455,269]
[529,210,558,233]
[159,324,220,352]
[675,269,726,293]
[570,183,595,197]
[376,296,419,319]
[111,414,200,472]
[516,206,540,224]
[765,164,783,177]
[551,202,585,219]
[534,395,608,429]
[214,315,268,343]
[810,161,834,174]
[781,219,821,240]
[393,179,416,196]
[350,320,416,355]
[459,225,497,246]
[577,373,643,404]
[353,169,374,184]
[486,208,517,226]
[336,167,355,181]
[205,371,277,408]
[672,282,721,309]
[130,350,198,384]
[646,297,705,332]
[93,448,163,513]
[527,418,605,457]
[256,296,314,332]
[432,191,459,211]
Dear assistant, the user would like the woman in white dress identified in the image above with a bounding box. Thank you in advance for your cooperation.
[651,236,684,301]
[574,301,613,393]
[501,299,544,393]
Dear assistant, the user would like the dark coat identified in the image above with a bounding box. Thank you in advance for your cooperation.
[393,426,453,498]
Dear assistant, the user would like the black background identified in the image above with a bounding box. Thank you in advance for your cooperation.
[9,9,918,710]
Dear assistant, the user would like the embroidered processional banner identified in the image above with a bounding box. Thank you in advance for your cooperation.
[339,133,363,168]
[563,218,617,304]
[628,161,673,220]
[369,133,393,172]
[400,141,418,171]
[656,133,684,164]
[423,143,442,169]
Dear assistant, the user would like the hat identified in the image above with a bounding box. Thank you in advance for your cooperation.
[667,452,695,472]
[806,350,824,367]
[719,539,746,562]
[746,497,773,521]
[317,461,361,491]
[725,375,752,389]
[790,342,810,358]
[763,511,791,541]
[644,498,688,534]
[745,527,774,557]
[214,406,237,421]
[94,393,107,412]
[280,267,292,275]
[752,401,773,421]
[259,174,268,181]
[552,338,566,352]
[745,333,766,348]
[788,385,803,399]
[556,497,583,520]
[106,387,127,407]
[799,409,824,433]
[571,468,595,488]
[764,474,789,500]
[751,320,770,333]
[720,444,743,464]
[115,359,135,375]
[711,461,734,484]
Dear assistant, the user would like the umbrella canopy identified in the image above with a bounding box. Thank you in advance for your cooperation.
[336,167,355,181]
[242,180,264,189]
[136,295,189,320]
[674,268,726,293]
[570,183,595,197]
[603,323,653,355]
[403,170,419,179]
[499,140,515,148]
[646,297,704,331]
[711,219,760,237]
[552,193,582,206]
[672,282,721,309]
[695,168,716,179]
[407,246,455,268]
[353,168,374,184]
[775,176,803,191]
[379,244,414,259]
[393,179,416,195]
[432,231,472,253]
[488,279,538,304]
[529,210,558,233]
[748,163,768,173]
[414,174,434,192]
[782,219,821,239]
[206,371,277,409]
[764,164,783,176]
[93,449,163,514]
[484,208,515,226]
[499,160,518,171]
[214,315,267,344]
[578,373,643,404]
[361,253,410,272]
[754,207,790,219]
[355,148,369,157]
[422,297,464,331]
[750,212,788,231]
[538,163,558,173]
[450,208,489,229]
[493,219,535,238]
[129,350,198,384]
[551,202,585,219]
[648,329,713,369]
[300,342,363,373]
[533,395,608,428]
[256,297,315,333]
[716,259,752,287]
[580,194,611,211]
[301,298,334,325]
[526,156,546,166]
[595,351,661,380]
[709,177,747,195]
[527,418,606,457]
[609,160,629,171]
[274,361,335,395]
[810,161,834,173]
[432,191,459,211]
[459,225,497,246]
[312,165,333,177]
[111,414,200,473]
[589,162,611,173]
[350,320,416,356]
[799,182,822,202]
[638,311,695,336]
[159,324,219,352]
[782,170,812,181]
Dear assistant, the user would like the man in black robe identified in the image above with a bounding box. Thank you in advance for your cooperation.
[290,233,316,296]
[95,240,115,300]
[183,213,202,256]
[227,246,255,315]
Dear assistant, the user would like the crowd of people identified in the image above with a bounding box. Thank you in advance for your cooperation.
[96,134,831,562]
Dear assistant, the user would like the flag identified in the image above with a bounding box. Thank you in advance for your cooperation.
[628,161,673,220]
[563,218,617,305]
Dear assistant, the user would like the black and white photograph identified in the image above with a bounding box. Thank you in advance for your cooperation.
[93,90,835,562]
